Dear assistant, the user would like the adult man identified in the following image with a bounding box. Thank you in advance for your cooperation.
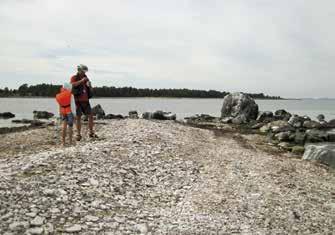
[70,64,97,141]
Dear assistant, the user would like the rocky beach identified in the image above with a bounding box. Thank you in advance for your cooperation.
[1,116,335,234]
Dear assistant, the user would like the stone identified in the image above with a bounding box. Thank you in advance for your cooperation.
[278,142,293,150]
[220,117,233,124]
[27,227,44,235]
[65,224,82,233]
[30,216,44,226]
[306,129,328,143]
[256,111,274,123]
[303,120,321,129]
[85,215,99,222]
[274,109,292,121]
[327,129,335,142]
[303,143,335,168]
[43,189,55,196]
[91,104,105,119]
[291,146,305,155]
[232,115,247,124]
[143,111,177,120]
[288,115,305,128]
[135,223,149,234]
[221,92,258,122]
[275,131,291,142]
[0,112,15,119]
[263,120,295,133]
[9,222,27,231]
[129,111,139,119]
[89,178,99,186]
[33,111,54,119]
[317,114,325,122]
[326,119,335,128]
[105,114,124,119]
[293,131,306,145]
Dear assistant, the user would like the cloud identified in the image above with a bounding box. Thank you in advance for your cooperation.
[0,0,335,98]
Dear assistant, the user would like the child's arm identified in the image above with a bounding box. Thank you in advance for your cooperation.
[71,94,76,117]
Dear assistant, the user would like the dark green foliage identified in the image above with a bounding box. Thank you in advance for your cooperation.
[0,84,281,99]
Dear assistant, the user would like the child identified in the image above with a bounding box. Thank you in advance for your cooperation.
[56,83,76,146]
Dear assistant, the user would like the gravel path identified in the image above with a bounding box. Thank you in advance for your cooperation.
[0,119,334,234]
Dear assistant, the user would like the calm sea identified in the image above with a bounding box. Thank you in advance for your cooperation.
[0,98,334,127]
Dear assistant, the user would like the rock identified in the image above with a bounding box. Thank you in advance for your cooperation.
[33,111,54,119]
[288,115,305,128]
[303,120,321,129]
[306,129,328,143]
[293,131,306,145]
[85,215,99,222]
[317,114,325,122]
[91,104,105,119]
[327,129,335,142]
[65,224,82,233]
[9,222,28,231]
[220,117,233,124]
[0,112,15,119]
[27,227,44,235]
[303,143,335,168]
[278,142,293,150]
[274,109,292,121]
[232,115,247,124]
[30,216,44,226]
[43,189,55,196]
[326,119,335,128]
[275,131,291,142]
[261,120,295,134]
[251,123,264,129]
[221,93,258,122]
[291,146,305,155]
[143,111,176,120]
[129,111,139,119]
[105,114,124,119]
[135,223,149,234]
[256,111,274,123]
[89,178,99,186]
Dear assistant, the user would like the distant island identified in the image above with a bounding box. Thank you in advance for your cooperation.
[0,83,282,99]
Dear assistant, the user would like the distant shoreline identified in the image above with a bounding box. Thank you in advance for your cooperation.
[0,96,291,100]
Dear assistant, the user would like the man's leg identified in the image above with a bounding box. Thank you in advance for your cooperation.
[62,121,67,146]
[76,115,82,140]
[88,113,94,135]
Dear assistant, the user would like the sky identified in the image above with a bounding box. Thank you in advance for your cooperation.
[1,0,335,98]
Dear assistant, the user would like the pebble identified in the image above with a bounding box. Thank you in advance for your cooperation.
[65,224,82,233]
[30,216,44,226]
[27,227,44,235]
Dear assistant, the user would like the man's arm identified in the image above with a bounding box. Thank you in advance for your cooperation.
[71,77,88,87]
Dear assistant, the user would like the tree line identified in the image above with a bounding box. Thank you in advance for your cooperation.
[0,83,282,99]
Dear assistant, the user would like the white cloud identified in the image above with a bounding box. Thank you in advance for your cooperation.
[0,0,335,98]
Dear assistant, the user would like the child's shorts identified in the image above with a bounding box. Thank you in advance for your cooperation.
[61,113,74,127]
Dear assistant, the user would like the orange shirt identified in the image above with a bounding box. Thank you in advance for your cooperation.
[70,74,89,102]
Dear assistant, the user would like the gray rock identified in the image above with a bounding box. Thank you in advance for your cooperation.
[306,129,328,143]
[275,131,291,142]
[256,111,274,123]
[263,120,295,133]
[326,119,335,128]
[105,114,124,119]
[135,223,149,234]
[327,129,335,142]
[274,109,292,121]
[143,111,176,120]
[27,227,44,235]
[232,115,247,124]
[317,114,325,122]
[221,93,258,122]
[220,117,233,124]
[0,112,15,119]
[288,115,304,128]
[30,216,44,226]
[291,146,305,155]
[9,222,28,231]
[65,224,82,233]
[303,120,321,129]
[33,111,54,119]
[92,104,105,119]
[293,131,306,145]
[129,111,139,119]
[303,143,335,168]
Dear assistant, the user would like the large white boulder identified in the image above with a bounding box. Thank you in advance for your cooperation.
[303,143,335,168]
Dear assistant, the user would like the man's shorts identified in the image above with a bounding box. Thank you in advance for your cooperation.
[61,113,74,127]
[75,101,92,116]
